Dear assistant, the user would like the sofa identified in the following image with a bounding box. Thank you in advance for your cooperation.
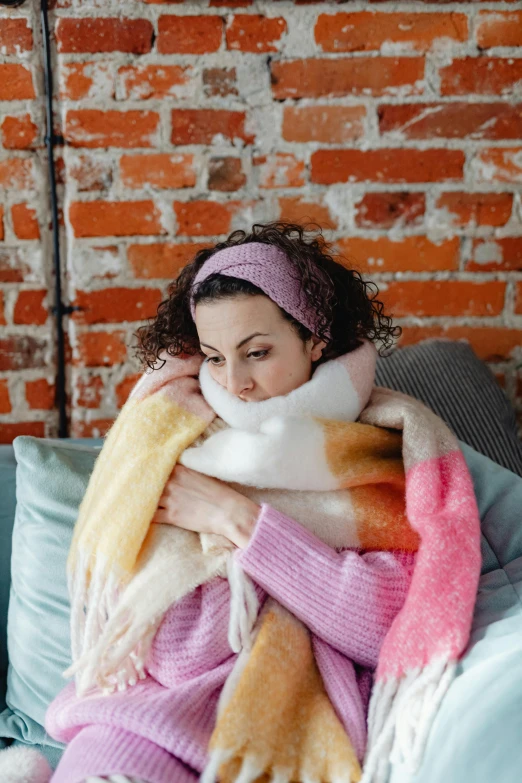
[1,339,522,782]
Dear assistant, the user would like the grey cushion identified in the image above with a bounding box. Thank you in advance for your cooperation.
[375,338,522,477]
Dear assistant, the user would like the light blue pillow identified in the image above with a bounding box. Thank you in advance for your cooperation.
[0,437,102,759]
[0,446,17,717]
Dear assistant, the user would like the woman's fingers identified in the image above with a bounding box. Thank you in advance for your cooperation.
[152,509,171,525]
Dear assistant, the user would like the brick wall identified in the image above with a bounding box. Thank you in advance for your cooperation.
[1,0,521,442]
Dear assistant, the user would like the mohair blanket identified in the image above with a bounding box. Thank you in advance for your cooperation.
[63,341,481,783]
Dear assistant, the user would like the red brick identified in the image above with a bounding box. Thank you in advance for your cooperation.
[59,63,113,101]
[379,102,522,141]
[1,114,38,150]
[120,153,196,189]
[315,12,467,52]
[336,236,458,273]
[435,192,513,228]
[467,238,522,272]
[13,290,47,325]
[117,65,190,100]
[476,12,522,48]
[65,110,159,148]
[254,153,306,188]
[208,157,246,192]
[0,422,45,445]
[440,58,522,97]
[69,201,164,238]
[0,380,10,414]
[68,155,113,192]
[517,283,522,315]
[271,58,424,98]
[128,242,209,279]
[115,373,142,408]
[0,289,5,323]
[380,280,506,318]
[278,197,338,229]
[0,159,35,190]
[158,15,222,54]
[11,203,40,240]
[0,65,35,101]
[0,19,33,53]
[203,67,238,98]
[0,249,31,283]
[0,335,47,371]
[174,200,249,236]
[355,192,425,228]
[311,149,464,184]
[75,331,127,367]
[226,14,286,52]
[171,109,254,145]
[74,287,162,324]
[398,326,522,362]
[56,17,153,54]
[71,419,114,439]
[76,375,104,408]
[473,148,522,184]
[26,379,55,410]
[282,105,365,143]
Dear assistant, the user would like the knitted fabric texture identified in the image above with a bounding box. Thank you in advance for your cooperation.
[189,242,332,340]
[63,340,481,783]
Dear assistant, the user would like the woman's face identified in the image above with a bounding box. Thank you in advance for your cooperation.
[195,295,326,402]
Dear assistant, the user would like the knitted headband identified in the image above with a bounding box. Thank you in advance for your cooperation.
[189,242,332,341]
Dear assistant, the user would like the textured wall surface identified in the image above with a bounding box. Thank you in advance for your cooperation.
[1,0,521,441]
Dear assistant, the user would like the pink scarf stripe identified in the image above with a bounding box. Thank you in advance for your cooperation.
[375,448,481,681]
[129,352,214,424]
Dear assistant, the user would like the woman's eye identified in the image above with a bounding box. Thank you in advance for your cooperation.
[204,350,269,365]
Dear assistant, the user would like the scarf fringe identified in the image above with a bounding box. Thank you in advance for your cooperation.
[64,552,155,695]
[200,748,358,783]
[66,548,259,695]
[360,657,457,783]
[226,555,260,654]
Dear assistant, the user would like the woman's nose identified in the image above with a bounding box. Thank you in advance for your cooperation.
[226,365,253,396]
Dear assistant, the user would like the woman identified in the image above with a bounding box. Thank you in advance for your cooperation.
[46,222,419,783]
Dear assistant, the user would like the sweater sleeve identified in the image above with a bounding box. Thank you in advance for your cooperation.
[236,503,416,669]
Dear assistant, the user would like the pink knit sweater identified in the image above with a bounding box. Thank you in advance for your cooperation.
[46,504,416,783]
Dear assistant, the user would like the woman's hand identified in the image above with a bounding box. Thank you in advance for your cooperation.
[151,464,261,549]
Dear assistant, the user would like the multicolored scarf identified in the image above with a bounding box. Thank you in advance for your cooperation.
[64,341,481,783]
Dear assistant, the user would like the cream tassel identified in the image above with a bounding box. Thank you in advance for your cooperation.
[226,553,259,654]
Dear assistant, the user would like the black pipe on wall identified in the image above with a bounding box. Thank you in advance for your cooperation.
[40,0,72,437]
[43,0,85,438]
[2,0,75,435]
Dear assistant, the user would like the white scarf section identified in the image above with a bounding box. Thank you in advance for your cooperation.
[198,339,377,432]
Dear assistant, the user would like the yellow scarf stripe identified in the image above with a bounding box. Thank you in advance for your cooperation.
[68,394,210,584]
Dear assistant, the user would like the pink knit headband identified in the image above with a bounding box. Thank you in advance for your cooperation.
[189,242,331,340]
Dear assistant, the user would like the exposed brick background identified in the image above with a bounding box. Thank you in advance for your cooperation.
[1,0,521,442]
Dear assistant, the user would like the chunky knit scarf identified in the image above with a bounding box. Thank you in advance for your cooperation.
[64,341,481,783]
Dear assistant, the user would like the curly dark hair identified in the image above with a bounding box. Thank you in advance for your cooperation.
[133,221,401,371]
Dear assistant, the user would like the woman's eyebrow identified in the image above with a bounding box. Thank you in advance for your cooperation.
[200,332,270,352]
